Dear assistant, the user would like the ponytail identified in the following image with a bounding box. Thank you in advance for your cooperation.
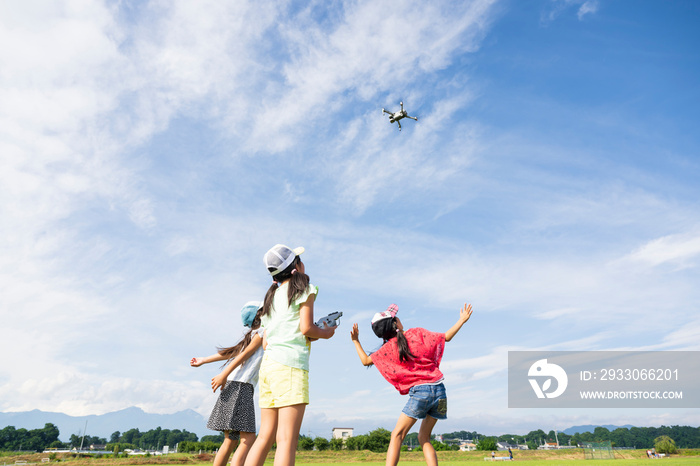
[261,282,278,318]
[377,318,415,363]
[261,256,310,317]
[217,309,263,366]
[395,326,415,363]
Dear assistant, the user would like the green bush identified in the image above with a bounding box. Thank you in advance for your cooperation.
[655,436,678,455]
[366,428,391,453]
[314,437,330,451]
[476,437,497,451]
[329,438,344,451]
[297,436,314,451]
[345,434,368,451]
[431,440,453,451]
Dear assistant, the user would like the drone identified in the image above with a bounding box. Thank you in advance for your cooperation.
[382,101,417,131]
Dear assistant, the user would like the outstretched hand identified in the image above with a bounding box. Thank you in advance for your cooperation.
[350,323,360,341]
[190,357,203,367]
[350,323,373,366]
[459,303,473,324]
[445,303,473,342]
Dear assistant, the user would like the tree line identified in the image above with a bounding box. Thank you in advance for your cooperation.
[106,427,198,451]
[440,425,700,450]
[0,424,61,451]
[2,423,700,453]
[0,424,198,452]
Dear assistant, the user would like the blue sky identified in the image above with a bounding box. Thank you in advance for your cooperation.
[2,0,699,438]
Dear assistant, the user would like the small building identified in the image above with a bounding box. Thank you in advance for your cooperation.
[332,427,353,441]
[459,442,477,451]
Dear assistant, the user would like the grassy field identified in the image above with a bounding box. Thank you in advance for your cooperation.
[1,449,699,465]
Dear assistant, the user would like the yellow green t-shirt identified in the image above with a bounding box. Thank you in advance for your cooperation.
[261,282,318,371]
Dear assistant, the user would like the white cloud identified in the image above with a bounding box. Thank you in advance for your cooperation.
[657,319,700,351]
[577,1,599,20]
[620,231,700,269]
[541,0,599,24]
[244,0,496,152]
[4,370,212,416]
[328,95,481,214]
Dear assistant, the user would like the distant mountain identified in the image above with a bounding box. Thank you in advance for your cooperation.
[0,407,209,441]
[563,424,636,435]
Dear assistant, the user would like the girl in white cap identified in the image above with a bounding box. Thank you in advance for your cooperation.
[244,244,337,466]
[190,302,265,466]
[351,303,473,466]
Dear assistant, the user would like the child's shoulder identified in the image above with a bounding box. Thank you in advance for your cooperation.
[297,282,318,300]
[406,327,444,340]
[406,327,430,335]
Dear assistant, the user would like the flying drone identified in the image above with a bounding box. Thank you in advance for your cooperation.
[382,101,417,131]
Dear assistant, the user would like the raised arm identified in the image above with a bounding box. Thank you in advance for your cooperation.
[444,303,473,342]
[211,334,263,392]
[350,323,373,366]
[190,353,228,367]
[299,294,336,340]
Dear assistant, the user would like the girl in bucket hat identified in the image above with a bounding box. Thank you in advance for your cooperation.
[351,303,473,466]
[243,244,337,466]
[190,301,265,466]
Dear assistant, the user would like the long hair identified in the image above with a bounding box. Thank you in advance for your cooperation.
[261,256,310,317]
[216,309,263,364]
[378,318,415,363]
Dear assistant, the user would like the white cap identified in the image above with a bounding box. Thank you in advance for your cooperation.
[371,303,398,325]
[263,244,305,276]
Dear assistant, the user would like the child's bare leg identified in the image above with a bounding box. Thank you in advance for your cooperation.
[231,431,256,466]
[273,404,306,466]
[243,408,278,466]
[417,416,439,466]
[386,414,417,466]
[213,431,238,466]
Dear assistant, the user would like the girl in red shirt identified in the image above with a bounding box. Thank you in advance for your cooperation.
[351,303,472,466]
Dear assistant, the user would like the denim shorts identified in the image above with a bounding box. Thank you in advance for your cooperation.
[402,383,447,420]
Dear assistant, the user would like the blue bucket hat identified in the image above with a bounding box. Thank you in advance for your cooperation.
[241,301,263,327]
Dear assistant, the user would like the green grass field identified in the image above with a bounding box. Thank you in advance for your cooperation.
[296,457,700,466]
[298,457,700,466]
[2,449,700,465]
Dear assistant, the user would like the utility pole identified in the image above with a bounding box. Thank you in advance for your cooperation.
[79,421,88,451]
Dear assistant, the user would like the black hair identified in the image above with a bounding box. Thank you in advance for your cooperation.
[216,308,263,366]
[374,317,415,363]
[262,256,310,317]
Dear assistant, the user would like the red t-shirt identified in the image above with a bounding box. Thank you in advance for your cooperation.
[371,328,446,395]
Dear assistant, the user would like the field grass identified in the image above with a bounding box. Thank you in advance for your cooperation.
[291,449,700,463]
[1,449,699,465]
